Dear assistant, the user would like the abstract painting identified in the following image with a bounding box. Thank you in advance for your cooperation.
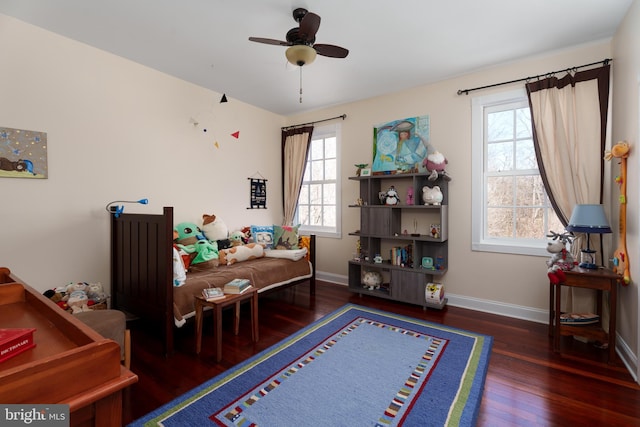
[372,115,430,174]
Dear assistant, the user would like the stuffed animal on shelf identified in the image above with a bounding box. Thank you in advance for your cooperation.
[379,186,401,205]
[546,231,576,284]
[420,138,450,181]
[202,213,232,249]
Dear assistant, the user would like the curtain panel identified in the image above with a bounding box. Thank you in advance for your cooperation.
[526,64,611,314]
[526,64,610,225]
[281,126,314,226]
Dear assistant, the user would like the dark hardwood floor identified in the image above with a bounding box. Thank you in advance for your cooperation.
[122,281,640,426]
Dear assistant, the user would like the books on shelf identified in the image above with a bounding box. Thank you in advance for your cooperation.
[202,287,225,301]
[0,328,36,363]
[224,278,251,294]
[560,313,600,325]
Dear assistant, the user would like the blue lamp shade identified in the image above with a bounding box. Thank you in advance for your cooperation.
[565,204,611,269]
[565,204,612,234]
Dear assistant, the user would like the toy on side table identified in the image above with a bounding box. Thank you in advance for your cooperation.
[546,231,576,284]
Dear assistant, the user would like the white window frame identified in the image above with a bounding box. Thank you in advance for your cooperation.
[471,88,549,257]
[296,123,342,238]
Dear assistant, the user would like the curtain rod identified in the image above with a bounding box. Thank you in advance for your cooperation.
[282,114,346,130]
[457,58,612,96]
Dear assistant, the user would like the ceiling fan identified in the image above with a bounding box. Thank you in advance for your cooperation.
[249,8,349,67]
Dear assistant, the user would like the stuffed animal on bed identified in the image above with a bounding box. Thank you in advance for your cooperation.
[175,221,204,247]
[229,230,246,247]
[202,213,232,249]
[190,239,219,268]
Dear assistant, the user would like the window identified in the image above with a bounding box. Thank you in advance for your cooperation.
[471,89,562,256]
[296,124,341,238]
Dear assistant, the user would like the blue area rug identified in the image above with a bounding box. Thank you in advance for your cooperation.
[130,304,492,427]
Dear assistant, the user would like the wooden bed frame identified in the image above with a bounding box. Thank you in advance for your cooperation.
[110,206,316,355]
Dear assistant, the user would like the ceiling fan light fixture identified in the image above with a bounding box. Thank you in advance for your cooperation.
[285,45,316,66]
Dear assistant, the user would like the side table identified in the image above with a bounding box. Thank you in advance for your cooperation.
[195,287,259,362]
[549,267,621,363]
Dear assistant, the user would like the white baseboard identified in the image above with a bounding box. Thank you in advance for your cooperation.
[317,271,638,381]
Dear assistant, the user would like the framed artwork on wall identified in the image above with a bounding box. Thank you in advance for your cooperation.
[372,115,430,174]
[0,127,47,179]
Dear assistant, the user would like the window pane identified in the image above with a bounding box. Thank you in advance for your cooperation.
[487,207,513,238]
[323,183,336,204]
[515,108,532,137]
[325,137,336,158]
[487,141,513,172]
[487,110,514,141]
[324,205,336,227]
[487,176,513,206]
[311,160,323,180]
[310,139,323,160]
[325,158,336,180]
[515,175,544,206]
[516,207,545,238]
[310,184,322,204]
[515,139,536,170]
[310,205,322,226]
[298,205,309,225]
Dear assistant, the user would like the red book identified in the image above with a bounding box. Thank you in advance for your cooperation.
[0,328,36,363]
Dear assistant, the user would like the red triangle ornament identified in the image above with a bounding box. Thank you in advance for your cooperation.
[231,131,240,139]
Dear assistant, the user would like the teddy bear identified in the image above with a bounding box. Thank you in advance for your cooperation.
[201,213,232,249]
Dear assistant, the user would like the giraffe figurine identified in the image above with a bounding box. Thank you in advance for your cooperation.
[604,141,631,285]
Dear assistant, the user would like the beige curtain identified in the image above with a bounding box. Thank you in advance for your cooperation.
[526,64,611,314]
[282,126,313,226]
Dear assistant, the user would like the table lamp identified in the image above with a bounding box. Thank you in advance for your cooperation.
[565,204,611,269]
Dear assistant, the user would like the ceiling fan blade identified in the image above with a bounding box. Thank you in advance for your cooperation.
[248,37,288,46]
[314,44,349,58]
[299,12,320,40]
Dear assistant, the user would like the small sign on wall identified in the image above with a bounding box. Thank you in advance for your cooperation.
[248,176,267,209]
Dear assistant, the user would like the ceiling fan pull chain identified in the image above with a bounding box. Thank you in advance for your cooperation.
[299,67,303,103]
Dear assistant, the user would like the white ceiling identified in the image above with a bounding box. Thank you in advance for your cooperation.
[0,0,633,116]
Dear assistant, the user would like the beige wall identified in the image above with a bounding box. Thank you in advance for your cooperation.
[0,15,286,289]
[612,0,640,376]
[289,41,612,312]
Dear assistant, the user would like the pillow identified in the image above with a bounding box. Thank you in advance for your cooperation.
[219,243,265,265]
[264,247,307,261]
[250,225,274,249]
[272,224,300,250]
